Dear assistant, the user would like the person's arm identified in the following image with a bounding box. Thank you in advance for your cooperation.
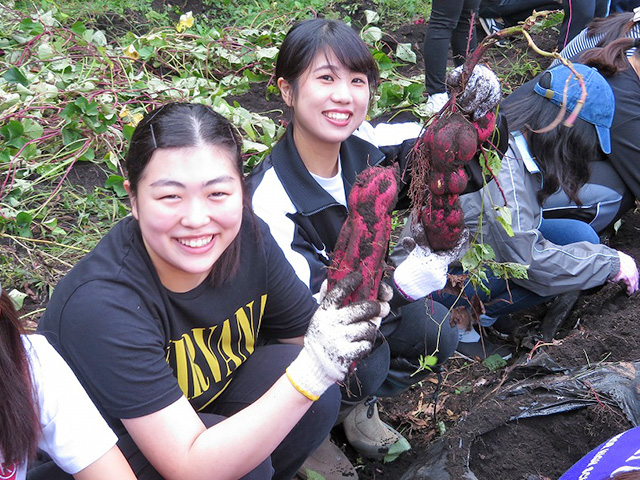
[475,145,623,296]
[26,335,135,479]
[277,335,304,345]
[123,274,387,480]
[123,377,312,480]
[73,446,136,480]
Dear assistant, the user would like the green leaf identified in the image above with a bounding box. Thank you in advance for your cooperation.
[362,26,382,43]
[42,217,58,230]
[373,50,393,72]
[483,353,507,372]
[405,82,425,103]
[71,21,87,35]
[79,148,95,162]
[383,435,411,463]
[495,206,514,236]
[105,175,127,197]
[3,67,29,86]
[16,211,33,227]
[481,148,502,178]
[395,43,416,63]
[304,470,326,480]
[122,124,136,142]
[21,118,44,140]
[256,46,279,60]
[61,125,82,145]
[378,82,404,108]
[9,289,28,310]
[19,18,44,36]
[364,10,380,24]
[0,120,24,141]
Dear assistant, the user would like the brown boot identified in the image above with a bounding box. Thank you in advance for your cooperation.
[296,435,357,479]
[342,397,409,459]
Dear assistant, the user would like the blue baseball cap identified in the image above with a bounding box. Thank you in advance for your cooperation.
[533,63,614,154]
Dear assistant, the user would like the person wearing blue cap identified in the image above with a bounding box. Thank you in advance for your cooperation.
[430,62,638,341]
[506,28,640,235]
[543,34,640,236]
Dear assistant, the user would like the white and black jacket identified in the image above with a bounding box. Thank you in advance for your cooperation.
[247,122,420,294]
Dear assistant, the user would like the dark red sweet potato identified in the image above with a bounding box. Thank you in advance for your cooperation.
[411,111,478,250]
[429,113,479,168]
[327,166,399,305]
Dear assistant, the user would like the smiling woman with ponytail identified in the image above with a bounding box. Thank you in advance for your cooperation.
[0,285,136,480]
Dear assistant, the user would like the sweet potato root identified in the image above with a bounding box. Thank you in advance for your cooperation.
[327,166,399,305]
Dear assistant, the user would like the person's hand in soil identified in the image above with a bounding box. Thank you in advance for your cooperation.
[611,250,640,295]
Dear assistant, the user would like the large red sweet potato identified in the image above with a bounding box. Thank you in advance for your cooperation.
[412,111,478,250]
[327,166,399,305]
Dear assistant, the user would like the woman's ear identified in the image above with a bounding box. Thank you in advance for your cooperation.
[277,77,294,107]
[124,180,138,219]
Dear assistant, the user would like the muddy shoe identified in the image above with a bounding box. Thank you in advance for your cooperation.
[296,435,357,479]
[343,397,410,459]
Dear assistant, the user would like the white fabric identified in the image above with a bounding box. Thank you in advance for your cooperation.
[354,120,423,147]
[309,161,347,207]
[0,335,117,478]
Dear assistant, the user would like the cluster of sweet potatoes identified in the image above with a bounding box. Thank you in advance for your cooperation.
[414,109,497,251]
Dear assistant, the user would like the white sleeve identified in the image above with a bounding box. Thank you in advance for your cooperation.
[25,334,118,475]
[354,120,422,147]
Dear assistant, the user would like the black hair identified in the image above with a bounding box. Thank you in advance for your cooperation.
[275,18,380,100]
[0,290,39,464]
[124,103,251,287]
[502,72,604,206]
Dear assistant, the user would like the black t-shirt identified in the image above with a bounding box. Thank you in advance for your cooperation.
[38,212,316,436]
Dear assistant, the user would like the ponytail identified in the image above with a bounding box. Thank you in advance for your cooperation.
[0,290,39,464]
[580,37,640,76]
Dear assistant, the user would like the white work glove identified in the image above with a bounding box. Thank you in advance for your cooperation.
[394,227,469,301]
[446,64,502,121]
[611,250,639,295]
[286,272,391,401]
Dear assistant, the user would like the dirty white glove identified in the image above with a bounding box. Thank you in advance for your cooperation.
[394,228,469,301]
[611,250,639,295]
[446,64,502,121]
[286,273,391,401]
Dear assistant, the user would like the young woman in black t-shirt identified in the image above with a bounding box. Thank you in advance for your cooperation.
[38,103,389,480]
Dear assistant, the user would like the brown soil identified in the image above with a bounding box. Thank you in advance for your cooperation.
[36,4,640,480]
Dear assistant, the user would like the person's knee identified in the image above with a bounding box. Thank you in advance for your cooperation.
[340,340,390,404]
[299,383,341,438]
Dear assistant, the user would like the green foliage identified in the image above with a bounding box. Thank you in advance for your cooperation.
[483,353,507,372]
